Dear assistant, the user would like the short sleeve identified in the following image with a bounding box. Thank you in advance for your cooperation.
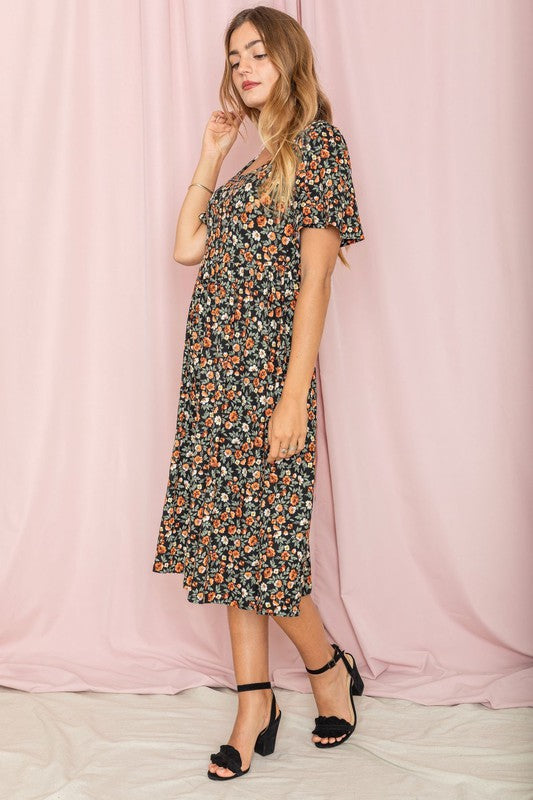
[293,121,364,247]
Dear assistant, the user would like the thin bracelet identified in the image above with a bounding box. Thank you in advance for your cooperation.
[188,182,213,195]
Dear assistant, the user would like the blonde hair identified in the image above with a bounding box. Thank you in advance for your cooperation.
[220,6,351,268]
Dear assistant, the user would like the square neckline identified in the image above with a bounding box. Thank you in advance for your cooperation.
[237,157,272,178]
[235,121,331,179]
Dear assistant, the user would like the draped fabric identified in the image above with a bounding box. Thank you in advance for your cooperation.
[0,0,531,708]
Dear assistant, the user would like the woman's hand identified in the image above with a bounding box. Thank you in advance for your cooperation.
[266,395,308,464]
[201,110,244,161]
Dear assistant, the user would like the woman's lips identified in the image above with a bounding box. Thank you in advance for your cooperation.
[243,82,260,90]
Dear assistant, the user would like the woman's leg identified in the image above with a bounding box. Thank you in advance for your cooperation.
[272,594,354,745]
[208,605,280,778]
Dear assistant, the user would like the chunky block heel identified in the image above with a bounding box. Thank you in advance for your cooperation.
[254,699,281,756]
[207,680,281,780]
[351,665,365,696]
[305,642,365,748]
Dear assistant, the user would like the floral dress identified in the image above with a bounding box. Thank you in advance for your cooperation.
[152,119,364,616]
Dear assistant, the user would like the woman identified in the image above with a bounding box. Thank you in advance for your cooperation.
[153,6,366,781]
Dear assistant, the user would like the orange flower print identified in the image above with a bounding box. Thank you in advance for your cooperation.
[153,120,363,616]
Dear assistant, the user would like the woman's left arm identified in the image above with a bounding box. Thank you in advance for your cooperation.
[266,225,341,464]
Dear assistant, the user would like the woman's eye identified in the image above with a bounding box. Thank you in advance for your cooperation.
[230,54,267,69]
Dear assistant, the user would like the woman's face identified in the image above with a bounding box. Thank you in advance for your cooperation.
[228,21,280,111]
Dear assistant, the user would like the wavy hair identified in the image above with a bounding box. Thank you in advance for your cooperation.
[219,6,351,268]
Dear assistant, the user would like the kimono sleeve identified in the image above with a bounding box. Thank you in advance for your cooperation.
[293,122,364,247]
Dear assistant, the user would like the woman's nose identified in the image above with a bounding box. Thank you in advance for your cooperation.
[237,58,252,76]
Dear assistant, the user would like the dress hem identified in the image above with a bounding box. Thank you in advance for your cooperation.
[182,584,314,617]
[153,565,313,617]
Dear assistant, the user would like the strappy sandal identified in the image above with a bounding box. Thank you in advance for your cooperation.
[207,680,282,781]
[305,642,364,748]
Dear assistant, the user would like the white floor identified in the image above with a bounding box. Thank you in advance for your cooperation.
[1,685,532,800]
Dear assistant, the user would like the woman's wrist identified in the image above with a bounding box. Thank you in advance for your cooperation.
[193,150,225,190]
[280,384,309,403]
[199,147,225,165]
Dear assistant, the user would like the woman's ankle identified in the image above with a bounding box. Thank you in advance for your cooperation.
[305,642,335,673]
[237,687,272,706]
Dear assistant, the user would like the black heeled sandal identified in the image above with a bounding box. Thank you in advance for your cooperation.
[305,642,364,748]
[207,680,282,781]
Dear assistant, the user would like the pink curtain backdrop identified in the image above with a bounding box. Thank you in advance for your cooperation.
[1,0,532,708]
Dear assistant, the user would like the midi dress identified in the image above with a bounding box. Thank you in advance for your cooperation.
[152,119,365,616]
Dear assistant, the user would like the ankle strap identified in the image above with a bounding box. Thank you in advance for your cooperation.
[305,643,342,674]
[237,681,272,692]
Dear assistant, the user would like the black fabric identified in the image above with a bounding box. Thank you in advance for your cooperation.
[210,744,244,775]
[312,715,352,736]
[305,642,342,674]
[237,680,271,692]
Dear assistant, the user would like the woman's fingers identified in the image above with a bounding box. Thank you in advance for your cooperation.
[279,441,299,459]
[211,110,242,127]
[266,411,306,463]
[267,436,304,463]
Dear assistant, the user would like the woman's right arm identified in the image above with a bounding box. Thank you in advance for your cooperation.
[173,111,243,265]
[173,150,224,265]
